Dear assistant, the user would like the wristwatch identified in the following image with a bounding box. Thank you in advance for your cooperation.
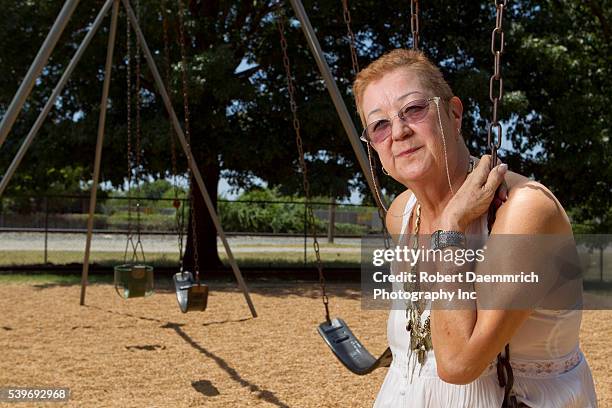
[430,230,466,250]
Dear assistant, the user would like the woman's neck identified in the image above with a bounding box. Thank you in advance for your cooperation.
[410,147,470,228]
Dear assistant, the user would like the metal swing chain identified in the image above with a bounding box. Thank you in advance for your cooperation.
[375,180,392,249]
[132,0,146,263]
[341,0,359,75]
[161,0,185,265]
[277,15,330,324]
[341,0,391,250]
[126,9,133,241]
[162,0,180,205]
[177,0,200,281]
[488,0,506,169]
[135,0,142,230]
[124,5,138,263]
[410,0,419,50]
[487,2,515,406]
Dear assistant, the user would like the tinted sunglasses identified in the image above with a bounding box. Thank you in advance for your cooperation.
[361,96,440,145]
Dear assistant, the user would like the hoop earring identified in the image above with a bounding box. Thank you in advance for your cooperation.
[456,128,462,140]
[382,167,390,176]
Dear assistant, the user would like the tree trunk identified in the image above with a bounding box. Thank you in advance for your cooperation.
[183,159,223,273]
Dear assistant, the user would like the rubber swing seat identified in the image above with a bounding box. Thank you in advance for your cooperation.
[173,271,209,313]
[318,318,392,375]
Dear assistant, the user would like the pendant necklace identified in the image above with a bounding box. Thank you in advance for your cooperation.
[404,156,476,372]
[404,203,433,371]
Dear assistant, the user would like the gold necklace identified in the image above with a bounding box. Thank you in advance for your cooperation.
[403,203,433,367]
[402,157,475,367]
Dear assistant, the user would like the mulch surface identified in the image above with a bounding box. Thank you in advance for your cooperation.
[0,282,609,407]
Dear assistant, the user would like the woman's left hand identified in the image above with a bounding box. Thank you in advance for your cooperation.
[440,155,508,232]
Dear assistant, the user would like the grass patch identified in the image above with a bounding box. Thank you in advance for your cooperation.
[219,252,360,268]
[0,249,361,269]
[3,247,606,274]
[0,273,112,284]
[0,250,181,268]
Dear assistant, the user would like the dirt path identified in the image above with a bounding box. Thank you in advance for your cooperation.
[0,283,609,407]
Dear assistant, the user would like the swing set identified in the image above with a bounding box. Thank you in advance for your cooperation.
[168,0,210,313]
[112,0,206,310]
[0,0,513,398]
[0,0,256,317]
[113,0,154,300]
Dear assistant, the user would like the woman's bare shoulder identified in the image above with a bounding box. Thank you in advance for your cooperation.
[493,171,571,234]
[385,189,413,236]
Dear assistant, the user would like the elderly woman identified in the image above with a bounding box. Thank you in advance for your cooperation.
[354,49,597,407]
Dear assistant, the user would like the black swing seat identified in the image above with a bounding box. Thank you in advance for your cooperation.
[318,318,392,375]
[173,271,209,313]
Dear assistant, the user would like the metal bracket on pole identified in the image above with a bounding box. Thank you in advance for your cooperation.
[80,0,120,306]
[288,0,385,211]
[121,0,257,318]
[0,0,115,198]
[0,0,81,149]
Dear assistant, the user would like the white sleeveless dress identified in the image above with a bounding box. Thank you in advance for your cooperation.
[373,194,598,408]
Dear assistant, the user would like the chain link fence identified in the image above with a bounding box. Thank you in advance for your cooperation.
[0,193,382,268]
[0,194,609,282]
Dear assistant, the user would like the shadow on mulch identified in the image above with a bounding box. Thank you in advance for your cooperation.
[192,380,220,397]
[79,303,288,406]
[125,344,166,351]
[85,304,256,330]
[84,304,166,324]
[32,282,79,290]
[162,322,291,408]
[28,279,364,300]
[202,318,252,327]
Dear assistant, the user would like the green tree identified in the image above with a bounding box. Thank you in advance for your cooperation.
[1,0,609,272]
[140,178,173,200]
[508,0,612,232]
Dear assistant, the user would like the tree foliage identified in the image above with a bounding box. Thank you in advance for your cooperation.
[0,0,609,268]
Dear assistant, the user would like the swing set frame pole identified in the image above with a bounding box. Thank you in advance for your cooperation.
[121,0,257,317]
[0,0,116,198]
[288,0,380,209]
[80,0,121,305]
[0,0,81,150]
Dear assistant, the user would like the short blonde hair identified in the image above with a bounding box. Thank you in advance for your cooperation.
[353,49,454,125]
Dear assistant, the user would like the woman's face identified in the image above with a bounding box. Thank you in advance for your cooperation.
[361,68,460,186]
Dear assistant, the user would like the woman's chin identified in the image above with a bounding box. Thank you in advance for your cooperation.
[393,162,431,183]
[394,172,429,187]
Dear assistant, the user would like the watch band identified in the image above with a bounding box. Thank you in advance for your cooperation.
[431,230,466,250]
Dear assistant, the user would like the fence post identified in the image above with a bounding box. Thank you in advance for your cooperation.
[44,196,49,264]
[304,202,307,265]
[327,199,336,244]
[601,245,604,282]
